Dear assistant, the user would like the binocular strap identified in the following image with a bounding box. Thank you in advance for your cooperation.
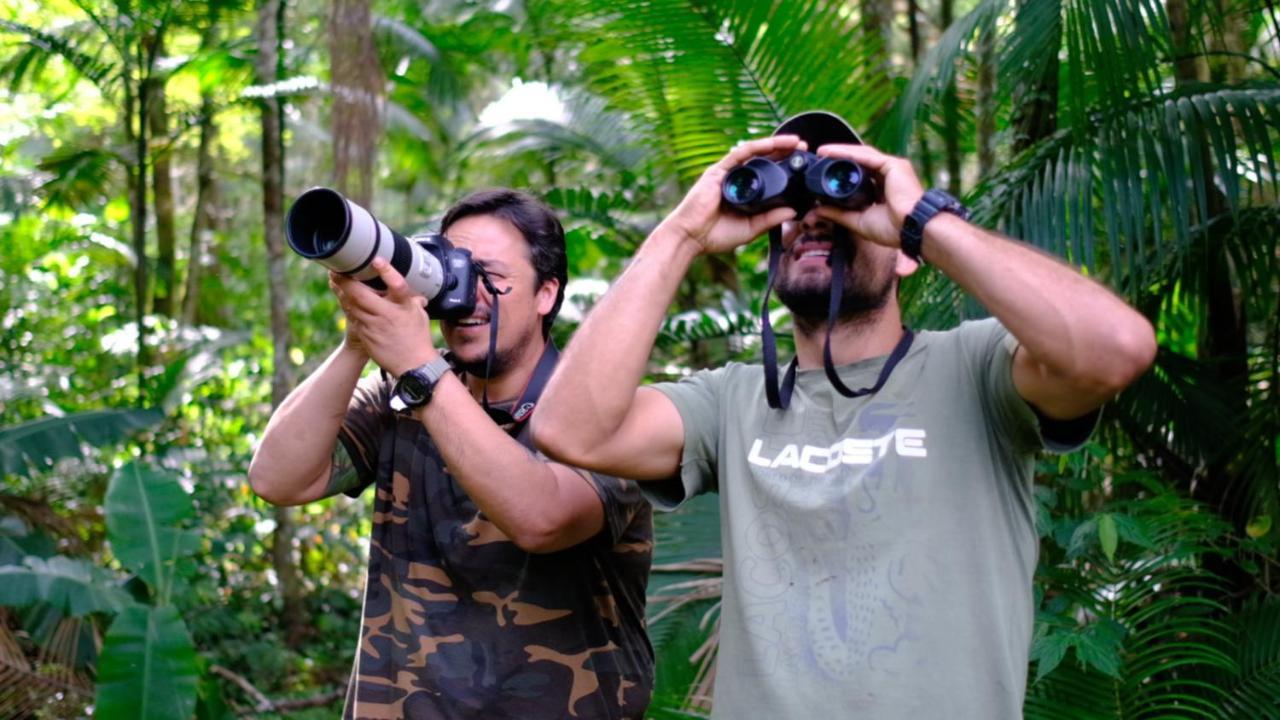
[760,226,914,410]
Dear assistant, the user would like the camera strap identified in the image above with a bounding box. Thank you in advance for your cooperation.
[760,225,914,409]
[473,266,513,412]
[482,341,560,438]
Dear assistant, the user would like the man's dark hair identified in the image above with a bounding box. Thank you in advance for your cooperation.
[441,189,567,339]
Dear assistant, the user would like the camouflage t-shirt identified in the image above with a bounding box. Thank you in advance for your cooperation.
[334,371,654,720]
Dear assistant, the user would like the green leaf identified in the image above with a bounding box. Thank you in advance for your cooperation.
[104,463,199,600]
[94,605,198,720]
[1245,515,1272,539]
[1098,513,1118,562]
[0,555,132,615]
[1031,628,1073,681]
[0,408,164,478]
[1075,619,1125,679]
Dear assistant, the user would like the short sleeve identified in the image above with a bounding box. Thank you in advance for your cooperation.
[960,318,1098,455]
[644,367,728,510]
[579,469,649,546]
[335,372,392,498]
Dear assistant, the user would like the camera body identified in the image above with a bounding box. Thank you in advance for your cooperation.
[413,232,479,320]
[721,150,879,216]
[285,187,478,321]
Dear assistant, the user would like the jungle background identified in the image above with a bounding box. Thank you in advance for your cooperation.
[1,0,1278,717]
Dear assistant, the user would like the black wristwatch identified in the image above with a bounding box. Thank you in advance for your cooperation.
[900,188,969,263]
[389,356,454,412]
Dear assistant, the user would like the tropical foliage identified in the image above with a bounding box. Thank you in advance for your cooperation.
[1,0,1278,717]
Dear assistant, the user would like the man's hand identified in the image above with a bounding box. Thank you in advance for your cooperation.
[657,135,805,253]
[331,257,439,376]
[812,144,926,248]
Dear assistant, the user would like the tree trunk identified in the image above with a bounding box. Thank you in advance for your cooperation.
[182,92,217,324]
[1168,0,1251,606]
[907,0,934,184]
[940,0,961,195]
[1010,0,1059,155]
[147,38,176,318]
[257,0,305,647]
[329,0,383,208]
[975,17,996,179]
[861,0,894,69]
[128,46,150,400]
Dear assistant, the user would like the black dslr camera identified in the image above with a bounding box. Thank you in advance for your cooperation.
[721,150,879,215]
[285,187,478,321]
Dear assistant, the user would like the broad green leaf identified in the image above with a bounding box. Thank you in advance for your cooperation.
[1075,620,1124,679]
[94,605,198,720]
[0,409,163,477]
[0,555,132,615]
[1097,514,1118,562]
[1031,630,1073,681]
[105,463,200,599]
[1245,515,1272,539]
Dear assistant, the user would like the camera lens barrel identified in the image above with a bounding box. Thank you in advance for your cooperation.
[285,187,446,300]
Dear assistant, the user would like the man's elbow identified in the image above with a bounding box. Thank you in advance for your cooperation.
[531,416,585,466]
[509,518,573,555]
[246,458,299,507]
[1093,317,1158,395]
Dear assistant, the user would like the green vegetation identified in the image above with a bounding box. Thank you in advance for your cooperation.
[2,0,1278,717]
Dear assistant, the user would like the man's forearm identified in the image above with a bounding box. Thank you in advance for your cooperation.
[248,342,368,503]
[536,223,700,450]
[922,214,1155,393]
[412,372,602,553]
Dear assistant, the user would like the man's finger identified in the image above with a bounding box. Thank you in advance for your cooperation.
[370,257,413,302]
[746,206,797,237]
[715,135,806,172]
[815,143,896,172]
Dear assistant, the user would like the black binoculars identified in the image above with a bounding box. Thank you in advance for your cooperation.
[721,150,879,215]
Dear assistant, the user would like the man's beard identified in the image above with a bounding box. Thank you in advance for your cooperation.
[775,240,895,333]
[452,345,519,379]
[447,321,536,380]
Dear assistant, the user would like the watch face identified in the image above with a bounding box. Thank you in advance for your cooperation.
[398,372,431,405]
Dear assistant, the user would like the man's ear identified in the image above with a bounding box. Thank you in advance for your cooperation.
[894,250,921,278]
[535,277,559,317]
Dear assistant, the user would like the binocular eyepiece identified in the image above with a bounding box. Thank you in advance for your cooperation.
[721,150,879,216]
[285,187,479,321]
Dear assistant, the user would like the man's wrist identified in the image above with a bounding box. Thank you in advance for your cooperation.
[900,188,969,262]
[645,221,705,265]
[390,347,442,379]
[338,337,369,362]
[918,212,974,264]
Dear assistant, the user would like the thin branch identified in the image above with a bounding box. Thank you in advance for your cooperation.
[210,664,273,712]
[210,664,345,717]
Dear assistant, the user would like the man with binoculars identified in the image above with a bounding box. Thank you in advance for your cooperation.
[249,189,653,719]
[533,112,1157,717]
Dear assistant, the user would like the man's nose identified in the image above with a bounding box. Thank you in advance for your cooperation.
[799,206,833,233]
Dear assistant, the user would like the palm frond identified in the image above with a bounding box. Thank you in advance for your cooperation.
[970,85,1280,288]
[559,0,893,184]
[35,147,123,210]
[1214,600,1280,719]
[0,19,118,92]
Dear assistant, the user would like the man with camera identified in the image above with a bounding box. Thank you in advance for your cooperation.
[532,112,1156,717]
[249,189,654,719]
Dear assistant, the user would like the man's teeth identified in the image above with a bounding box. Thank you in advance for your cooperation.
[799,249,830,259]
[457,318,488,327]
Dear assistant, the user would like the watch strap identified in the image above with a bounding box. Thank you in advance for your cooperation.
[389,355,454,412]
[900,188,969,262]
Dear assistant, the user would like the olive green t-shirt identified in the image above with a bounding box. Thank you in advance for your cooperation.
[649,318,1092,719]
